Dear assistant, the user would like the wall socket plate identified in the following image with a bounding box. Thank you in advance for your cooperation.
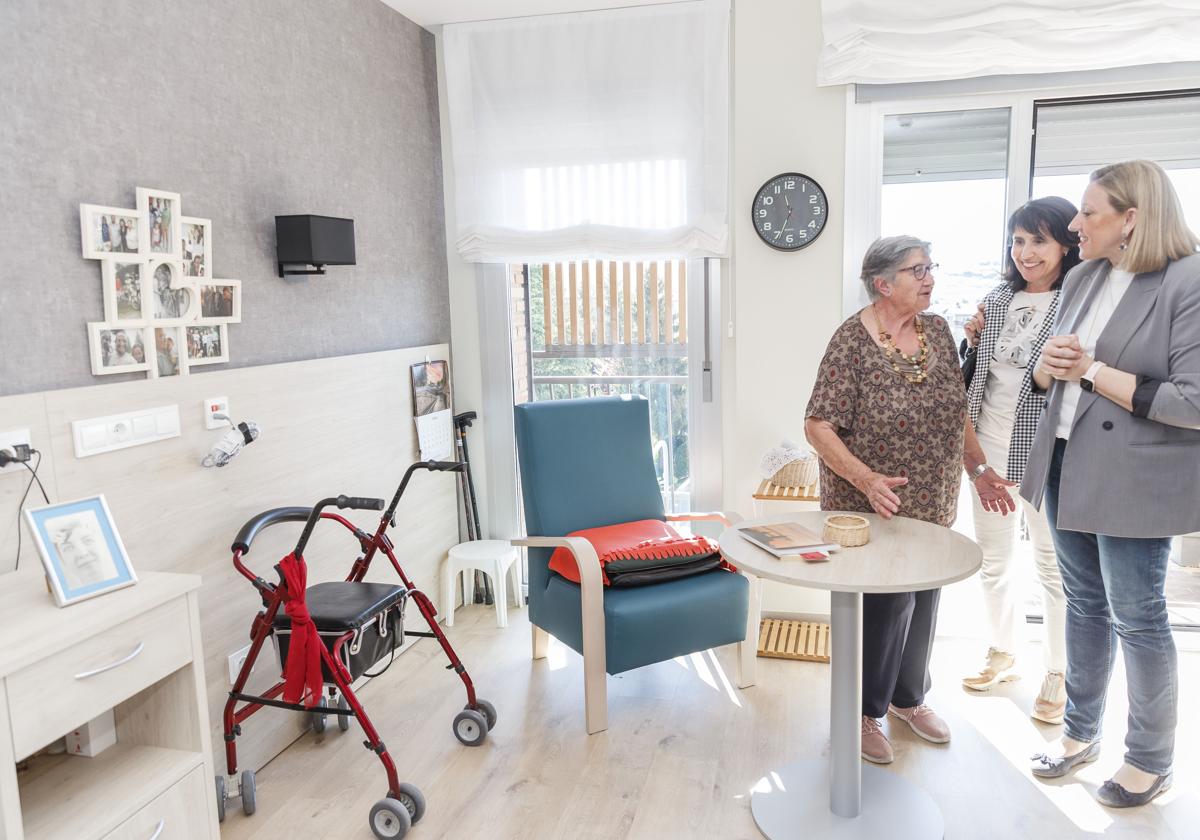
[205,396,230,430]
[228,642,253,685]
[0,428,32,477]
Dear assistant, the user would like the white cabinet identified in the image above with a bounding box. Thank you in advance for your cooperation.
[0,572,219,840]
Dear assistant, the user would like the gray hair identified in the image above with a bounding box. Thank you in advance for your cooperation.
[860,235,931,300]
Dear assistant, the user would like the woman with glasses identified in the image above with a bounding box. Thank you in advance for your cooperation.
[1022,160,1200,807]
[805,235,1014,765]
[958,197,1080,725]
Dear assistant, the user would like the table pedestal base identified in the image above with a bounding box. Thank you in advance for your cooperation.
[751,760,943,840]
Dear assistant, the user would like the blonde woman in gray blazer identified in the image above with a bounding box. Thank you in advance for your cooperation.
[1021,160,1200,808]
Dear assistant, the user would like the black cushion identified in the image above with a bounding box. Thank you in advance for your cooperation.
[273,581,406,633]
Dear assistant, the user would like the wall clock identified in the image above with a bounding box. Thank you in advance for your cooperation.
[751,173,828,251]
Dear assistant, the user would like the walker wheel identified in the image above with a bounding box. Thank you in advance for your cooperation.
[215,775,227,823]
[468,698,498,731]
[338,695,351,732]
[453,708,488,746]
[369,797,412,838]
[240,769,257,816]
[309,710,327,734]
[389,782,427,824]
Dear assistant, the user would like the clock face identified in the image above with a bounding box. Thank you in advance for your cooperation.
[751,173,828,251]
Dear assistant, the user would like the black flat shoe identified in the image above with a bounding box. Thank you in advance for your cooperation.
[1030,740,1100,778]
[1097,772,1172,808]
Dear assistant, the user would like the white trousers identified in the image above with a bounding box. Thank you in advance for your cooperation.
[971,431,1067,673]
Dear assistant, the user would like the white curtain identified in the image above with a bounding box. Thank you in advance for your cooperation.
[442,0,729,262]
[819,0,1200,86]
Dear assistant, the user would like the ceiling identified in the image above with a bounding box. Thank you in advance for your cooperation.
[378,0,673,28]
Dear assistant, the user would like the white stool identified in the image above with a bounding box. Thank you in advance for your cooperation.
[441,540,522,628]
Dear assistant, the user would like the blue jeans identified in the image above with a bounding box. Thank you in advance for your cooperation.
[1044,438,1177,775]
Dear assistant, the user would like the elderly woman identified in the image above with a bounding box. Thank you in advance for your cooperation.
[1023,160,1200,807]
[805,235,1014,764]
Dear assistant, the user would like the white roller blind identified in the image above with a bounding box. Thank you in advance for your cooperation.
[883,108,1010,184]
[1034,95,1200,177]
[442,0,730,262]
[820,0,1200,87]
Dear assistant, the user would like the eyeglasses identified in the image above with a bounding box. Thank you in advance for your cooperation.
[896,263,938,281]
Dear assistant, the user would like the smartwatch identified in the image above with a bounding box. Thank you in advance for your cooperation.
[1080,361,1107,393]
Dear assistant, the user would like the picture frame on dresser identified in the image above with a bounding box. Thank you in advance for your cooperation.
[24,494,138,607]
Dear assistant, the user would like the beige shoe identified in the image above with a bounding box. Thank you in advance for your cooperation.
[861,716,894,764]
[962,647,1018,691]
[1032,671,1067,724]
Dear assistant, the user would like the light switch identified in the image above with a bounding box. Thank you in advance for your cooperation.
[73,405,180,458]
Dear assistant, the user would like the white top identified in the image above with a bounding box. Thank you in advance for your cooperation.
[1055,268,1135,439]
[977,291,1055,452]
[718,512,981,594]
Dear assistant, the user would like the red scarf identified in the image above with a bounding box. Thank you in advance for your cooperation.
[278,553,323,708]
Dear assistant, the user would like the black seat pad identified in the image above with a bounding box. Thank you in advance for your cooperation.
[272,581,406,633]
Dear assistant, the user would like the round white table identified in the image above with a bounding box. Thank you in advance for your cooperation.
[719,512,981,840]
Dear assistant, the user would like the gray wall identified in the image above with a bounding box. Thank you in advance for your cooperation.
[0,0,449,395]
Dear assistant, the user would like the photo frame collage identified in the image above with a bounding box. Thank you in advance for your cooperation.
[80,187,240,378]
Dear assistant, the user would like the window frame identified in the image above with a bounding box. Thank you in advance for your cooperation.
[842,74,1200,318]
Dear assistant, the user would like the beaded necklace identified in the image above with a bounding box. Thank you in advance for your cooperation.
[872,304,929,384]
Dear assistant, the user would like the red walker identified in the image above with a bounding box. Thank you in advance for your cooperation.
[218,461,496,839]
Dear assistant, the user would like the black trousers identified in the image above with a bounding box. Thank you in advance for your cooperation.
[861,588,941,718]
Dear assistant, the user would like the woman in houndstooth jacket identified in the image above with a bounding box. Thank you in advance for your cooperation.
[959,197,1080,724]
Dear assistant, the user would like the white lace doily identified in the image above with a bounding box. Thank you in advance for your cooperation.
[760,438,813,479]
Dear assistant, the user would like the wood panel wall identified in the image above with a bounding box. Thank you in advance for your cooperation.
[0,345,460,774]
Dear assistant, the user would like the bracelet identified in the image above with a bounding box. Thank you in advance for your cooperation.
[969,463,989,480]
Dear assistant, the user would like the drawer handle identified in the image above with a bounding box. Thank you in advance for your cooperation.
[74,642,145,679]
[148,819,165,840]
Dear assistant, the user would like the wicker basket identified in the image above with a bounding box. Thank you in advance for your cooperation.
[822,514,870,547]
[770,457,818,488]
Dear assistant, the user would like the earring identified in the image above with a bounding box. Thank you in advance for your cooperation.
[1119,234,1128,252]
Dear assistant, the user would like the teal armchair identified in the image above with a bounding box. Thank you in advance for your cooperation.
[513,396,758,734]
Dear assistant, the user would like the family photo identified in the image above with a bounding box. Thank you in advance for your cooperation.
[182,219,208,277]
[83,207,139,256]
[152,262,190,319]
[43,509,119,591]
[187,324,224,361]
[111,262,143,320]
[201,284,234,318]
[411,359,449,416]
[146,195,174,254]
[97,327,146,368]
[154,327,182,377]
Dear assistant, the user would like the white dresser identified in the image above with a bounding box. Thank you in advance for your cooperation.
[0,571,219,840]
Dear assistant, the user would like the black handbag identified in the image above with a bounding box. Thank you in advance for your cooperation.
[959,338,978,388]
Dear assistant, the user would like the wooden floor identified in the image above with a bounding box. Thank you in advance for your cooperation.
[220,602,1199,840]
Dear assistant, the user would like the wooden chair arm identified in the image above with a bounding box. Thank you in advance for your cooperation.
[665,510,744,527]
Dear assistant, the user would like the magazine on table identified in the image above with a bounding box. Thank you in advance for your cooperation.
[737,521,837,561]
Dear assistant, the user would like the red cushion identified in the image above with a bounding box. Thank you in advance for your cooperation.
[548,519,723,585]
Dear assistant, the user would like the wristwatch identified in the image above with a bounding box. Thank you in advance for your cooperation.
[1080,361,1107,393]
[969,463,990,480]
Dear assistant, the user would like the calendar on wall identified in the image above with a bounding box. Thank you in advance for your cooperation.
[410,359,452,461]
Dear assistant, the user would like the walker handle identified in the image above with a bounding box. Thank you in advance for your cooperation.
[336,495,386,511]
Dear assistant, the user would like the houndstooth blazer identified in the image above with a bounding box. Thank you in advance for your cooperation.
[965,282,1061,484]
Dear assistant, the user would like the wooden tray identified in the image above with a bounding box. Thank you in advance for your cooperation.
[756,618,830,663]
[753,479,819,502]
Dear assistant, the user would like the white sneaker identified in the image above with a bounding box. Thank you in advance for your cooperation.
[962,647,1018,691]
[1032,671,1066,724]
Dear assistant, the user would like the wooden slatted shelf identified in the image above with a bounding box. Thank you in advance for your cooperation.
[753,479,819,502]
[757,618,831,663]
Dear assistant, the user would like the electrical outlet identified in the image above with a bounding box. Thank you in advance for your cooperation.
[0,428,32,476]
[205,397,230,430]
[228,643,252,685]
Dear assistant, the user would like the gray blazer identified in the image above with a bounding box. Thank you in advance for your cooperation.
[1020,254,1200,538]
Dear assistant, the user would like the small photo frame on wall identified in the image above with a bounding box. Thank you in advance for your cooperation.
[180,215,212,280]
[88,323,151,375]
[411,359,450,417]
[185,323,229,365]
[151,325,186,378]
[25,495,137,607]
[80,204,141,258]
[147,259,199,323]
[101,258,149,323]
[136,187,182,259]
[197,279,241,323]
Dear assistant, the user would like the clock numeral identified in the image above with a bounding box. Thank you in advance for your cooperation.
[762,196,773,205]
[758,209,767,218]
[774,231,782,239]
[809,220,817,229]
[786,234,794,244]
[763,222,772,231]
[773,185,781,194]
[809,194,819,204]
[813,206,822,215]
[799,230,808,237]
[784,180,795,190]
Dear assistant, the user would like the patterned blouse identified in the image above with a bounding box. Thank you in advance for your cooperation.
[805,311,967,527]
